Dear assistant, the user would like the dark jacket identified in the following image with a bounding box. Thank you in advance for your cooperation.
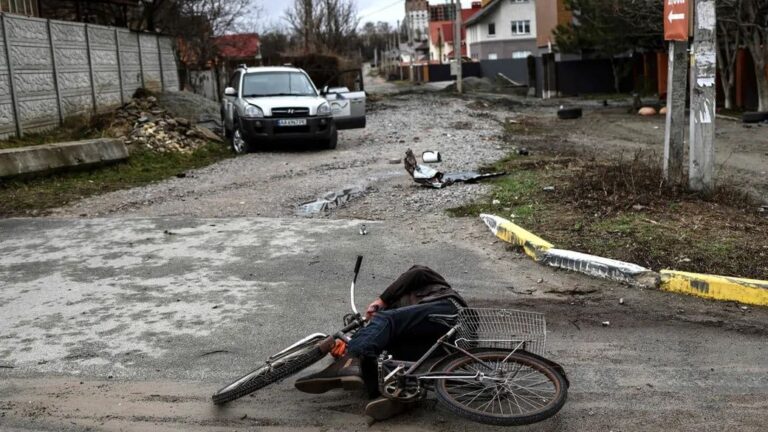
[379,265,467,309]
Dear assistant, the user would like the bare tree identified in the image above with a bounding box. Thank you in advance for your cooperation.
[740,0,768,111]
[717,0,742,110]
[284,0,359,54]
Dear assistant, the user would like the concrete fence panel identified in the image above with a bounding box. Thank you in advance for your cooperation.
[87,24,121,112]
[7,15,59,133]
[158,36,179,91]
[50,20,91,120]
[139,33,161,92]
[117,29,142,101]
[0,13,180,139]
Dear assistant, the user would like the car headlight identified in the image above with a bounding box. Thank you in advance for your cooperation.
[244,105,264,118]
[317,102,331,116]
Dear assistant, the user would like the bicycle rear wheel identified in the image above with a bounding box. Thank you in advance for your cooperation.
[434,350,567,426]
[212,344,325,405]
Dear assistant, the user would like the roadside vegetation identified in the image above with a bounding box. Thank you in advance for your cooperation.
[0,143,230,217]
[0,116,103,150]
[450,118,768,280]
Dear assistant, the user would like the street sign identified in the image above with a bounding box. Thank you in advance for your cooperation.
[664,0,689,41]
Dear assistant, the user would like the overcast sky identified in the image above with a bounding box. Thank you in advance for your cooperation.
[257,0,478,29]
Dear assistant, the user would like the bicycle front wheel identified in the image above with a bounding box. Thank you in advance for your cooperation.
[212,344,325,405]
[434,350,567,426]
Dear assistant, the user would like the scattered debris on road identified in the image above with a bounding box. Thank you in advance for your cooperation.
[543,186,555,192]
[403,148,505,188]
[619,298,625,305]
[601,321,610,327]
[422,150,441,163]
[359,224,368,235]
[297,186,367,216]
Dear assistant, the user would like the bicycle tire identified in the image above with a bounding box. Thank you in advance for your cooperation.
[212,345,325,405]
[434,350,567,426]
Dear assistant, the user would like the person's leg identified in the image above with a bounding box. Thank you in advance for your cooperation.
[347,299,457,358]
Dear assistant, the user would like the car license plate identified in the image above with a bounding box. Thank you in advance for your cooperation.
[277,119,307,127]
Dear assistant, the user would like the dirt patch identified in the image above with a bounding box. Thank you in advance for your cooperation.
[451,117,768,280]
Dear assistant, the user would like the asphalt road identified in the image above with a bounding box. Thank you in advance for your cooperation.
[1,217,767,431]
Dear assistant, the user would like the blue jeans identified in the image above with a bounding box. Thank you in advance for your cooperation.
[347,299,458,361]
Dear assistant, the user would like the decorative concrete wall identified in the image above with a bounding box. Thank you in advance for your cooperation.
[0,14,179,138]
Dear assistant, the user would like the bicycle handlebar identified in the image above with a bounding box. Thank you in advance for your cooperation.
[354,255,363,276]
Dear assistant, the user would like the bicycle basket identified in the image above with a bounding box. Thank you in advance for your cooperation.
[454,308,547,356]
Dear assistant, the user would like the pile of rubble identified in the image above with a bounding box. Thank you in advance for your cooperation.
[112,95,222,154]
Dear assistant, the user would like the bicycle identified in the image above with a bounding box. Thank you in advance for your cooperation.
[212,256,569,426]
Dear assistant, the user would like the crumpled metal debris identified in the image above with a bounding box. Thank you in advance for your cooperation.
[403,149,505,188]
[296,186,365,217]
[296,186,366,216]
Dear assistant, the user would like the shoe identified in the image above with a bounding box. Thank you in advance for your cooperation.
[294,354,364,394]
[316,336,335,354]
[365,397,407,421]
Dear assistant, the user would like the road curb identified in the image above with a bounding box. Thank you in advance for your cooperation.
[480,214,659,287]
[660,270,768,306]
[480,214,553,260]
[542,248,659,288]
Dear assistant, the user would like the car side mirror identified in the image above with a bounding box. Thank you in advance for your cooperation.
[321,86,329,96]
[224,87,237,97]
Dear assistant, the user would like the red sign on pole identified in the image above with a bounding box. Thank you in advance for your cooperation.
[664,0,690,41]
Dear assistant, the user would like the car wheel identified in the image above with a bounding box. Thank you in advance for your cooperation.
[324,124,338,150]
[231,120,249,154]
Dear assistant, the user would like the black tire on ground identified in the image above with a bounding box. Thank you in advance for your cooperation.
[557,107,583,120]
[212,345,325,405]
[742,112,768,124]
[323,124,338,150]
[230,118,252,154]
[434,350,568,426]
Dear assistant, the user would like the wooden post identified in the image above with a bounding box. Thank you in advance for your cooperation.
[688,0,716,193]
[137,32,145,88]
[663,40,688,183]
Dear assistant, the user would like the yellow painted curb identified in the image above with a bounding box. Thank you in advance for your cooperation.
[660,270,768,307]
[479,214,553,260]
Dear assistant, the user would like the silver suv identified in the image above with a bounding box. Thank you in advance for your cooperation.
[221,66,366,152]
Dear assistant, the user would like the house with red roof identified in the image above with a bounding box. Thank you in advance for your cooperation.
[428,2,482,64]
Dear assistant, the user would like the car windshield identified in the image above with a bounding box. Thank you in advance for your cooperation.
[242,72,317,97]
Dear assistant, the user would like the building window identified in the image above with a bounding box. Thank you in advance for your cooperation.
[510,0,529,3]
[488,53,498,60]
[0,0,38,16]
[512,51,532,59]
[488,23,495,36]
[511,20,531,35]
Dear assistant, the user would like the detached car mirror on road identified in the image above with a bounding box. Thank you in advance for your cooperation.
[224,87,237,97]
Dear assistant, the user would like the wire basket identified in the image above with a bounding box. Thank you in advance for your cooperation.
[454,308,547,356]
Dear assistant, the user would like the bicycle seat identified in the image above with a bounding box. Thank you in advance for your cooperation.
[428,314,458,327]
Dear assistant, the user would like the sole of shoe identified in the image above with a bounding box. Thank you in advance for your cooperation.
[294,376,365,394]
[365,398,406,421]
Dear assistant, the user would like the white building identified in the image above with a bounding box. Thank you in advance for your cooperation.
[465,0,538,61]
[405,0,429,42]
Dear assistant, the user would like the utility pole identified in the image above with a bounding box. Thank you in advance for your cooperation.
[452,0,462,93]
[663,40,688,183]
[662,0,691,184]
[688,0,716,193]
[303,0,312,53]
